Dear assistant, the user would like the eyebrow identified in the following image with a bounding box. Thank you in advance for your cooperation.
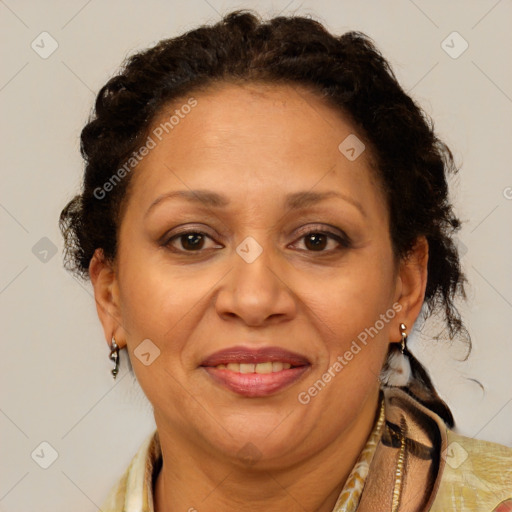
[145,189,366,217]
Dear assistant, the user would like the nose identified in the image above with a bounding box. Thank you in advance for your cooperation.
[214,237,297,327]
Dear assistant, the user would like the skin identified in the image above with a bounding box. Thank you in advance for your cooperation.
[90,82,428,512]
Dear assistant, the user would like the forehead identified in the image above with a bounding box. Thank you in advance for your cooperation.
[124,82,386,218]
[150,81,360,158]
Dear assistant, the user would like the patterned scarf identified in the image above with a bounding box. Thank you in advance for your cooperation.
[331,397,386,512]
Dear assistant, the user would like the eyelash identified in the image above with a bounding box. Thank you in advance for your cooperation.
[163,225,351,255]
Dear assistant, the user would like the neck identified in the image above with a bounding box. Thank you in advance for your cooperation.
[154,389,381,512]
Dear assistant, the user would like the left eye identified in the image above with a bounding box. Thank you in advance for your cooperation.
[291,229,350,252]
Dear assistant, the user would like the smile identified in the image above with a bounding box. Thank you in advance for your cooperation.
[200,345,311,397]
[214,362,292,373]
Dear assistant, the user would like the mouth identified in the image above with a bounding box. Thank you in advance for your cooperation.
[213,361,294,373]
[200,346,311,398]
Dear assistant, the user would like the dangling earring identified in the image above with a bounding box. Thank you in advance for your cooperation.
[399,322,408,355]
[109,336,120,379]
[380,323,411,387]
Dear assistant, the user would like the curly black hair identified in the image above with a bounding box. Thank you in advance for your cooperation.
[60,9,469,425]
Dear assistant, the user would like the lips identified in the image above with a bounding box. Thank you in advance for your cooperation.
[200,346,311,398]
[200,346,310,367]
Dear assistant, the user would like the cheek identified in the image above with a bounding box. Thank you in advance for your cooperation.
[305,258,396,395]
[311,258,395,342]
[116,242,201,337]
[302,278,393,414]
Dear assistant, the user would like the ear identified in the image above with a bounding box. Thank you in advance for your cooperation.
[390,236,429,342]
[89,248,127,350]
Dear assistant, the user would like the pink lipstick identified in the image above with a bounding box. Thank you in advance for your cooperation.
[200,346,311,398]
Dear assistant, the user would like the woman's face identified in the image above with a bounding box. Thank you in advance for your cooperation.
[93,82,424,468]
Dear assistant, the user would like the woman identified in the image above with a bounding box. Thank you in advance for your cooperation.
[59,10,512,512]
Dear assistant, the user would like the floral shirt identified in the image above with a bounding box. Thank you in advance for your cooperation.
[101,400,386,512]
[100,388,512,511]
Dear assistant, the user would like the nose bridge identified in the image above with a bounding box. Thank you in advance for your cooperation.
[233,231,280,293]
[215,229,296,325]
[230,202,278,267]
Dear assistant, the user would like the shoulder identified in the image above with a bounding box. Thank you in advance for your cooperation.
[430,429,512,511]
[100,429,160,512]
[380,386,512,511]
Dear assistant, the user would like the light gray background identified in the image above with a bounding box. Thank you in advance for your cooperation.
[1,1,511,511]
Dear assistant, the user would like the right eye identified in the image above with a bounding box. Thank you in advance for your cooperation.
[164,230,223,253]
